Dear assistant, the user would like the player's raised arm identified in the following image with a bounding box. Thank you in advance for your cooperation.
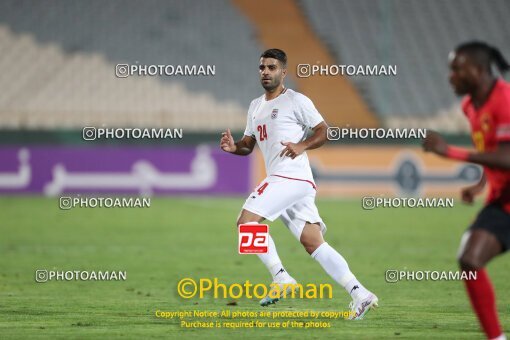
[220,128,256,156]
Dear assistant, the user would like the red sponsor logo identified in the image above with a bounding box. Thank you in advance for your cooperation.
[238,224,269,254]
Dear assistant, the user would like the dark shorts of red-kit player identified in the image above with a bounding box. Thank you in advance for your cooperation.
[469,203,510,251]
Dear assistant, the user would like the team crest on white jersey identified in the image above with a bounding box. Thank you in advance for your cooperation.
[271,109,278,119]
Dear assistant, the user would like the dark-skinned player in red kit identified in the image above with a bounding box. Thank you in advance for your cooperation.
[423,41,510,340]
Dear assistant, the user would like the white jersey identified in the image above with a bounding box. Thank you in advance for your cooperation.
[244,89,324,183]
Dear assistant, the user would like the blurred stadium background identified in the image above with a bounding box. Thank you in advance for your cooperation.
[0,0,509,198]
[2,1,510,339]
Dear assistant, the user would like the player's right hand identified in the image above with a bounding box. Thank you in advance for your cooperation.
[461,184,483,204]
[422,131,447,156]
[220,128,236,153]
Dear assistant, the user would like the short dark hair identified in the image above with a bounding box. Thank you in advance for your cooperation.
[455,41,509,74]
[260,48,287,68]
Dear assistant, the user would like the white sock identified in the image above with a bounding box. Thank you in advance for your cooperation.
[311,242,369,299]
[257,234,290,282]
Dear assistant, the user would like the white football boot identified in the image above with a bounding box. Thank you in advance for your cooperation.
[259,272,298,307]
[348,292,379,320]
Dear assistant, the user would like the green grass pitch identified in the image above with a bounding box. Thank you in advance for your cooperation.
[1,197,509,339]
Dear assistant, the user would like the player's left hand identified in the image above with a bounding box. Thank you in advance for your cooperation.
[280,141,306,159]
[422,131,448,156]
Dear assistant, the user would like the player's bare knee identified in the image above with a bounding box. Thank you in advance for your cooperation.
[302,242,317,255]
[236,216,244,227]
[458,252,484,271]
[300,237,320,255]
[236,211,250,226]
[300,223,323,254]
[236,217,253,227]
[236,211,263,227]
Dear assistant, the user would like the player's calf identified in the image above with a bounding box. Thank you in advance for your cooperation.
[310,241,379,319]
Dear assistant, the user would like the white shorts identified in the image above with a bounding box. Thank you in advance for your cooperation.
[242,175,327,240]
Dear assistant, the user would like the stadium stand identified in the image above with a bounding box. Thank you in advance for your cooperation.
[0,0,508,132]
[0,0,266,130]
[299,0,510,131]
[233,0,379,128]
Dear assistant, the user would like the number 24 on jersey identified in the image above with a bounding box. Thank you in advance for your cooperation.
[257,124,267,141]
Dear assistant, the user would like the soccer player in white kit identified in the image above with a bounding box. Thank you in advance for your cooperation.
[220,49,378,319]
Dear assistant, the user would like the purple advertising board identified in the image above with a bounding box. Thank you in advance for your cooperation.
[0,145,251,195]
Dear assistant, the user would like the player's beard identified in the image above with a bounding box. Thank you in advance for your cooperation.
[261,76,281,92]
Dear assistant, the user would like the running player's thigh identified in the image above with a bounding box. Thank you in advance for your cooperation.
[243,177,313,222]
[458,204,509,267]
[458,229,503,268]
[280,194,327,241]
